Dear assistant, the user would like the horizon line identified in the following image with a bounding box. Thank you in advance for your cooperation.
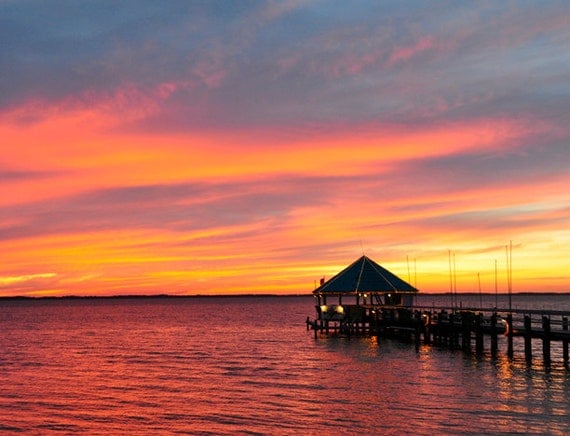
[1,291,569,300]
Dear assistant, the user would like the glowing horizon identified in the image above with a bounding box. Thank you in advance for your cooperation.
[1,2,569,296]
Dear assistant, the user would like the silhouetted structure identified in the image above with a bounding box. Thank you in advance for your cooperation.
[306,258,570,369]
[309,255,418,336]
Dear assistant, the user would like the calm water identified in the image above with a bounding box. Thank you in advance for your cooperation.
[1,294,569,434]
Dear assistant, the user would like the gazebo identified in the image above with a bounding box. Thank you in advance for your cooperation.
[312,255,418,325]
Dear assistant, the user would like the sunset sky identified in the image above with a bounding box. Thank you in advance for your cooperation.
[1,1,569,296]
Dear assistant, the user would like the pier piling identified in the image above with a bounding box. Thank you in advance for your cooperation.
[475,314,484,355]
[563,317,569,368]
[423,312,432,344]
[490,313,498,357]
[542,316,551,366]
[461,311,471,352]
[524,315,532,364]
[506,314,514,359]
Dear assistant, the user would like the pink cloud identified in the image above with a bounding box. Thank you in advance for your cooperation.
[387,36,436,66]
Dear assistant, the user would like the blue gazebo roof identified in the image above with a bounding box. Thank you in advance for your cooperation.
[313,255,418,294]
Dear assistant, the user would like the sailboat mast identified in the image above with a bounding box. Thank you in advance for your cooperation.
[495,259,499,308]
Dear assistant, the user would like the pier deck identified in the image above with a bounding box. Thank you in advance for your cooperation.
[307,304,570,369]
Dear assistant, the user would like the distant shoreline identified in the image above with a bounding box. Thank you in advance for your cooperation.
[1,291,569,301]
[0,294,309,301]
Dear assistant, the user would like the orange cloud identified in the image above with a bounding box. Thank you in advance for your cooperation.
[1,92,568,296]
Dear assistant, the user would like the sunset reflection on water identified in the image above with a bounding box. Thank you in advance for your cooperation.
[0,296,568,434]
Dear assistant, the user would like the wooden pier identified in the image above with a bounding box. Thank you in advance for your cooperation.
[307,255,569,369]
[307,305,570,369]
